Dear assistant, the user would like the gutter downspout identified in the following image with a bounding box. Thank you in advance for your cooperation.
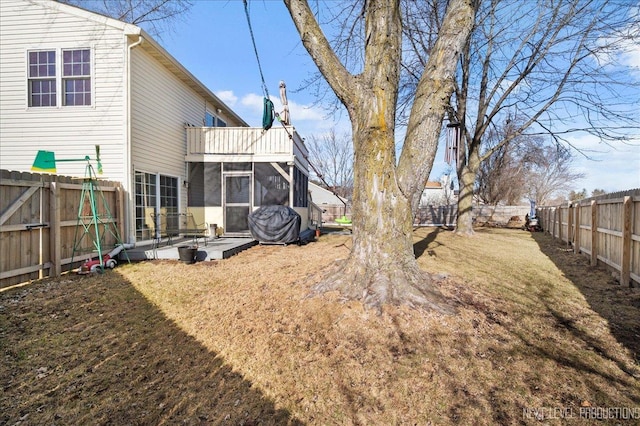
[125,35,143,244]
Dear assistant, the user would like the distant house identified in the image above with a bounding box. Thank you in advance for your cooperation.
[308,182,350,222]
[0,0,317,243]
[419,176,457,207]
[309,182,348,206]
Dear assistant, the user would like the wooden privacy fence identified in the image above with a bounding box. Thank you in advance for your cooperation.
[0,169,124,289]
[320,204,529,227]
[537,189,640,287]
[414,205,530,227]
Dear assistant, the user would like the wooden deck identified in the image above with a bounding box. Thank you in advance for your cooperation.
[185,126,309,170]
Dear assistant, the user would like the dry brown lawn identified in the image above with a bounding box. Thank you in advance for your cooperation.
[1,227,639,425]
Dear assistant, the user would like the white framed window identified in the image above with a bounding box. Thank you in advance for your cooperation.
[62,49,91,106]
[205,110,227,127]
[28,50,57,107]
[134,171,180,240]
[27,48,92,108]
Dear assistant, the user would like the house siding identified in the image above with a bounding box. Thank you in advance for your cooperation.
[1,0,312,243]
[129,46,208,209]
[0,0,127,181]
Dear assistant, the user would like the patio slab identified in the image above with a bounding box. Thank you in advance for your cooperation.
[123,237,257,262]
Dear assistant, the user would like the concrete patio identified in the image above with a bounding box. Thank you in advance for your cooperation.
[123,237,257,262]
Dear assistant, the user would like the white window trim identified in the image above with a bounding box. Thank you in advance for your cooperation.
[26,46,95,110]
[205,108,227,127]
[134,170,183,238]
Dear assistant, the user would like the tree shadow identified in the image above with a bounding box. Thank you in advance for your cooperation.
[442,271,640,423]
[413,226,445,259]
[530,232,640,367]
[0,274,302,425]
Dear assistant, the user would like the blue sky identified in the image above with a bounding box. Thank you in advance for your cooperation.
[159,0,640,195]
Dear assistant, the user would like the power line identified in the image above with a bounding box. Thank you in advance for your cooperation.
[243,0,269,99]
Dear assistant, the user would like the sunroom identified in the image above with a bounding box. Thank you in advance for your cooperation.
[184,125,319,237]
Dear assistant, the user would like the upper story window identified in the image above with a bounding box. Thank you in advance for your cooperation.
[28,48,91,108]
[28,50,57,107]
[205,111,227,127]
[62,49,91,106]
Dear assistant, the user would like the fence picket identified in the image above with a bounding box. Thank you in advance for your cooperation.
[1,170,122,288]
[538,189,640,287]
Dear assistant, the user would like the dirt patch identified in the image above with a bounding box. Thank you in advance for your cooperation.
[1,228,639,425]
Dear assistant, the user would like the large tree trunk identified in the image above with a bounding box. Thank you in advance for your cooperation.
[455,140,480,235]
[286,0,476,311]
[455,162,476,235]
[312,111,453,313]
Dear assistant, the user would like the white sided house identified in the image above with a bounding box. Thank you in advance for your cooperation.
[0,0,316,244]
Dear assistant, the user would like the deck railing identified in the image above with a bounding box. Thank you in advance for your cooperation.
[186,126,308,161]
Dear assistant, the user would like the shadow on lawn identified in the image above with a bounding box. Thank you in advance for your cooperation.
[0,274,302,425]
[530,232,640,369]
[413,226,443,259]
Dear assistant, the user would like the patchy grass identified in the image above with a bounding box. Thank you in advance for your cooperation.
[1,228,639,425]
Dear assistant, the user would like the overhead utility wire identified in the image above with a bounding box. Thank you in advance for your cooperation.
[242,0,347,215]
[243,0,269,99]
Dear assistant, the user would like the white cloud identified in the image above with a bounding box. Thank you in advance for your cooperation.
[620,44,640,69]
[593,18,640,79]
[233,91,347,137]
[214,90,238,107]
[614,33,640,81]
[567,134,640,193]
[240,93,264,115]
[271,97,325,123]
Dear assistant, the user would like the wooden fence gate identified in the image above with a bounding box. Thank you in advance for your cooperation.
[1,169,124,289]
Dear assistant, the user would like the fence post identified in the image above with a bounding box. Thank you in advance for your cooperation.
[621,196,632,287]
[574,203,580,254]
[544,207,549,234]
[558,206,563,242]
[50,181,61,277]
[590,200,597,267]
[566,202,573,246]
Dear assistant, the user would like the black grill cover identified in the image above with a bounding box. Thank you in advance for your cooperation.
[248,205,301,244]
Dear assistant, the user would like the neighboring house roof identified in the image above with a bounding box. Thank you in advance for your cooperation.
[424,181,442,189]
[309,182,348,205]
[37,0,248,127]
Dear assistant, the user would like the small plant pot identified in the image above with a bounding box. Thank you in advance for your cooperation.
[177,246,197,264]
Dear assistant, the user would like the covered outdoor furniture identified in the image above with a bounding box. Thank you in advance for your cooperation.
[248,205,301,244]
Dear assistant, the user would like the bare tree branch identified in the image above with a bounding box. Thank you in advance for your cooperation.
[435,0,639,233]
[57,0,193,39]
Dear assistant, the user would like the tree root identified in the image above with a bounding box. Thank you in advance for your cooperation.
[310,259,456,315]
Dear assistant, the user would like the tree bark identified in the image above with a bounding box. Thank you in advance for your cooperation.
[455,149,479,236]
[313,108,453,312]
[285,0,476,311]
